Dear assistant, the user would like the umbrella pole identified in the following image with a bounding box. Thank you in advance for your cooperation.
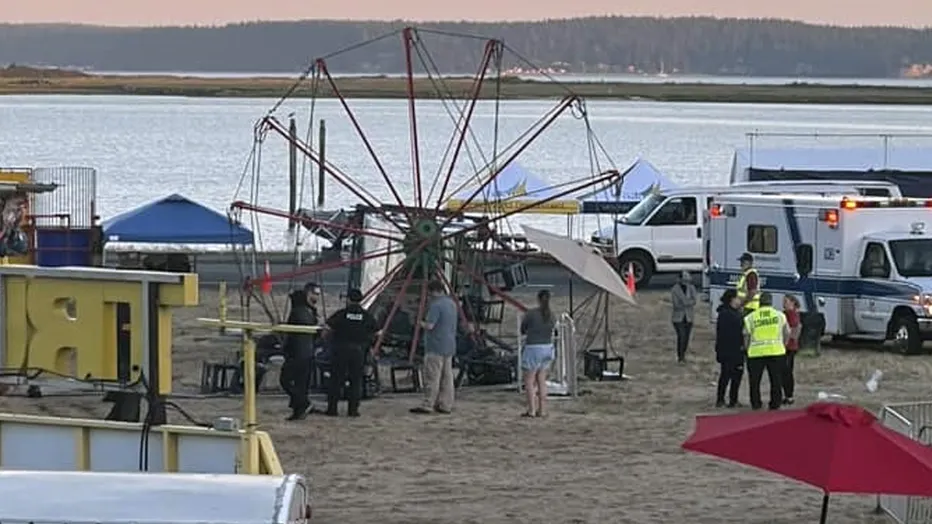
[819,493,829,524]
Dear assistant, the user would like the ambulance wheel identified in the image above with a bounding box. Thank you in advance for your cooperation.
[618,251,652,288]
[891,314,922,355]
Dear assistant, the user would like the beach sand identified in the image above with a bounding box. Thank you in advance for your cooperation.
[1,286,927,524]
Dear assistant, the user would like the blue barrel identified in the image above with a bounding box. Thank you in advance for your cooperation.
[34,228,94,267]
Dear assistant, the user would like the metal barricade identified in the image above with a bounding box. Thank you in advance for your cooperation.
[31,166,98,227]
[516,312,577,397]
[877,401,932,524]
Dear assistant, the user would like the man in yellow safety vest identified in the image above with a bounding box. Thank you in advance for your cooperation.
[736,252,760,316]
[743,292,789,410]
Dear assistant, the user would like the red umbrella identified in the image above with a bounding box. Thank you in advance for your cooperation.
[682,402,932,523]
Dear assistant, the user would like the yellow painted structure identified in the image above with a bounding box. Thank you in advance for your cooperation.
[0,412,282,475]
[0,265,198,395]
[197,317,320,475]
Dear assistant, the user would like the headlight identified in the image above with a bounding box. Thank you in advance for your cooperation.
[914,294,932,315]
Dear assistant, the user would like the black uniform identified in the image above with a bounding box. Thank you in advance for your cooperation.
[280,289,319,420]
[325,300,379,417]
[715,303,745,407]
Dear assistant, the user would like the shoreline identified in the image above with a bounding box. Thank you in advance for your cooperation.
[3,74,932,104]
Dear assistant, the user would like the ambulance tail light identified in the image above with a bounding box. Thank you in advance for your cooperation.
[710,204,723,218]
[819,208,839,229]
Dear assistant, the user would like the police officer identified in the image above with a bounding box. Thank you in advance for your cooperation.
[324,288,380,417]
[736,252,760,316]
[743,292,789,411]
[280,282,321,421]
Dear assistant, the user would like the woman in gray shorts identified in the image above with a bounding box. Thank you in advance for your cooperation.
[520,289,556,417]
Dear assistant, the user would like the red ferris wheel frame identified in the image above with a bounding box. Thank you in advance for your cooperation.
[230,26,620,362]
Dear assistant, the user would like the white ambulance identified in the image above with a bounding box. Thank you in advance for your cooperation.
[595,180,902,287]
[705,194,932,354]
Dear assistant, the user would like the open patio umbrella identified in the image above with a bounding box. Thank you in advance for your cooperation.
[682,402,932,523]
[521,225,635,305]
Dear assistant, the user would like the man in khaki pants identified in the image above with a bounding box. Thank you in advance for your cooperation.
[410,280,459,414]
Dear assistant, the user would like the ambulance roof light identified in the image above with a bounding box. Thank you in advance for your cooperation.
[840,197,932,209]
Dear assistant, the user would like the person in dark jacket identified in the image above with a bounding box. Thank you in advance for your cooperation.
[280,282,321,420]
[324,288,380,417]
[715,289,745,408]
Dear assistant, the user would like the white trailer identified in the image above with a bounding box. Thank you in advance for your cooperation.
[705,194,932,354]
[0,470,313,524]
[593,180,901,287]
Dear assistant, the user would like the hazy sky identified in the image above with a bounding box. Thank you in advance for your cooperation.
[4,0,931,28]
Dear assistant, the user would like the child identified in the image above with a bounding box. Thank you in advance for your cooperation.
[782,294,802,405]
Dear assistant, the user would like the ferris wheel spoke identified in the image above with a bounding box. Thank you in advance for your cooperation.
[258,116,414,232]
[230,201,402,243]
[361,256,409,304]
[371,265,418,358]
[441,256,527,312]
[256,246,406,286]
[438,95,578,215]
[432,38,500,210]
[402,28,424,209]
[438,168,620,242]
[316,59,413,222]
[407,276,430,363]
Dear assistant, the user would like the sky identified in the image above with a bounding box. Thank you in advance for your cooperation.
[4,0,931,28]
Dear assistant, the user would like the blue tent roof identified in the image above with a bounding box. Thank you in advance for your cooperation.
[102,194,254,244]
[580,158,678,213]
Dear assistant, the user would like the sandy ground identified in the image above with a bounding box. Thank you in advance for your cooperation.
[2,286,931,524]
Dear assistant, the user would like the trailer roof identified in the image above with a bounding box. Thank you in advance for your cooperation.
[732,146,932,173]
[0,470,300,524]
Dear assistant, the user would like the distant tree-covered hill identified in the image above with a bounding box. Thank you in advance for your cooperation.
[2,17,931,78]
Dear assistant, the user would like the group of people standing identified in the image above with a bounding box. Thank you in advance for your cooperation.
[276,279,559,420]
[714,253,801,410]
[670,253,801,411]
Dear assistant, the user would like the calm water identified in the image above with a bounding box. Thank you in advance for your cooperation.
[2,95,932,248]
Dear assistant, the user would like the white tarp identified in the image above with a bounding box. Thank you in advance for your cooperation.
[360,214,405,309]
[521,225,636,305]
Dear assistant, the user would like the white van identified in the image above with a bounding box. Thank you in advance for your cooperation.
[594,180,902,287]
[0,470,313,524]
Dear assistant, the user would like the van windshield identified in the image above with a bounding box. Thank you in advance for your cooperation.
[621,193,666,225]
[889,238,932,277]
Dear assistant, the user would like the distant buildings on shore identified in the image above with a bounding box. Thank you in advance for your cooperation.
[903,63,932,78]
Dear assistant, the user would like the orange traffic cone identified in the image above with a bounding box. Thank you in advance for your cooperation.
[259,260,272,295]
[625,263,636,296]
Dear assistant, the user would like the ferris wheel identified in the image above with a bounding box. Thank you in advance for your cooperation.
[229,26,620,364]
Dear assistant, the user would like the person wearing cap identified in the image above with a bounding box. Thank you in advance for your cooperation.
[736,252,760,316]
[714,289,745,408]
[411,280,459,415]
[279,282,322,421]
[323,288,380,417]
[743,291,789,410]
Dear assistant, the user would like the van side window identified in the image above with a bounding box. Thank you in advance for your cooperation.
[746,225,778,254]
[860,188,890,197]
[795,244,813,276]
[647,197,697,226]
[859,242,891,279]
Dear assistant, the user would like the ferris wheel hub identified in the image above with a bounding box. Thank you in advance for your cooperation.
[400,217,444,273]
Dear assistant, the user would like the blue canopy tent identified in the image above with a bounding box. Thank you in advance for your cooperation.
[579,158,678,214]
[102,193,253,244]
[445,163,580,214]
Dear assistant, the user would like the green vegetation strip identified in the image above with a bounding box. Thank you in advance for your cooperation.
[2,74,932,104]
